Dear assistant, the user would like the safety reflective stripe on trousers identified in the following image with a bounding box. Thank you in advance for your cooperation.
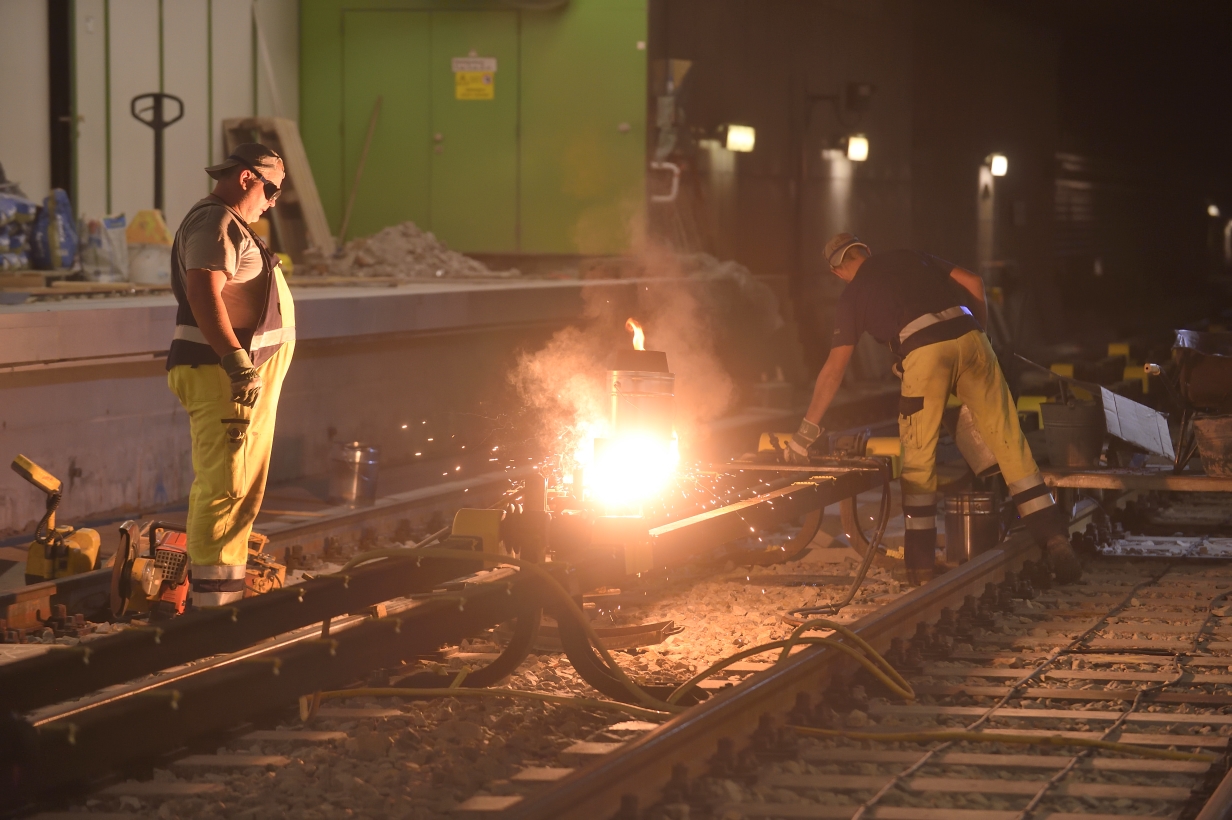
[903,492,937,507]
[190,563,245,579]
[191,589,245,607]
[174,324,297,350]
[190,563,245,607]
[1017,493,1057,517]
[1007,471,1047,496]
[897,305,973,345]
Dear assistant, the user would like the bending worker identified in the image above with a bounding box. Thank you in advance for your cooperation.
[166,143,295,609]
[787,233,1080,585]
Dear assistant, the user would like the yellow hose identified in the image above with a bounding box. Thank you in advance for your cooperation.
[668,636,914,705]
[784,617,913,693]
[789,725,1217,762]
[308,686,672,722]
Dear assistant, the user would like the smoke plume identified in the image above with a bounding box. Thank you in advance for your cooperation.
[509,244,737,469]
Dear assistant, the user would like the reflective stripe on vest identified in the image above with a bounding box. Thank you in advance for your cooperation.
[898,305,973,346]
[167,197,290,370]
[174,324,297,351]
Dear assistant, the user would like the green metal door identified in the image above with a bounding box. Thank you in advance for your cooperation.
[342,11,431,243]
[429,12,519,252]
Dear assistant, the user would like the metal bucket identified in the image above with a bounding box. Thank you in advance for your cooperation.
[945,492,1000,564]
[609,370,675,438]
[1193,415,1232,477]
[328,442,379,507]
[1040,401,1105,468]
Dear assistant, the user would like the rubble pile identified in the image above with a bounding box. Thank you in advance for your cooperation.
[304,221,519,280]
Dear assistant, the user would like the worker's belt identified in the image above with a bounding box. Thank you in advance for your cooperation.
[173,324,296,352]
[898,305,973,346]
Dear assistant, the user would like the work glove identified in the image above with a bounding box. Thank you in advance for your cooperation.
[220,349,262,407]
[786,419,822,464]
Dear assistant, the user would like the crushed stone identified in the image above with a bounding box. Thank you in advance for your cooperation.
[302,221,519,280]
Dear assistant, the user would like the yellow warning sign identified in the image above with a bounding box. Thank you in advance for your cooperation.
[455,71,494,100]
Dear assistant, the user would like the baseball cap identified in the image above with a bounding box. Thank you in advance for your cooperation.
[824,232,870,268]
[205,143,283,180]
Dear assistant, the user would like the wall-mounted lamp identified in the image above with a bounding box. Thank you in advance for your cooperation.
[988,153,1008,177]
[1208,204,1221,218]
[846,134,869,162]
[724,124,756,152]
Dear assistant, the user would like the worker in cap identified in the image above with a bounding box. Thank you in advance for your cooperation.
[787,233,1081,585]
[164,143,295,612]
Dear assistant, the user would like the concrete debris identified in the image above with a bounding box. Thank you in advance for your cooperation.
[302,221,519,280]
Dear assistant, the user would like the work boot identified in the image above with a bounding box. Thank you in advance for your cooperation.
[1045,534,1082,584]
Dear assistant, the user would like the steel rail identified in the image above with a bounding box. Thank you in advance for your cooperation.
[0,469,523,624]
[1,465,876,717]
[501,530,1040,820]
[4,565,538,807]
[1198,767,1232,820]
[0,463,888,814]
[0,541,489,714]
[649,469,879,567]
[22,587,430,728]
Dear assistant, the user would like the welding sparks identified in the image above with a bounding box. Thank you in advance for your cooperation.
[625,317,645,351]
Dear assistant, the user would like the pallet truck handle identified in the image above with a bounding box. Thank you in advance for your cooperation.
[130,92,185,129]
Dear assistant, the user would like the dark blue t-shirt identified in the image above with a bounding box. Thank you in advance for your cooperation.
[831,249,980,356]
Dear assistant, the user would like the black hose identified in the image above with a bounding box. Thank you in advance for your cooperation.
[553,601,701,705]
[34,491,63,555]
[437,478,543,687]
[461,602,543,688]
[792,459,892,617]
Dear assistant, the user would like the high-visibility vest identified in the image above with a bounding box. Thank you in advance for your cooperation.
[166,198,294,370]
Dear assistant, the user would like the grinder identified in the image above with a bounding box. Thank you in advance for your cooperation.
[110,521,190,620]
[110,522,286,619]
[12,455,101,585]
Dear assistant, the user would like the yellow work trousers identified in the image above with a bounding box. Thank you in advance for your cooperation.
[168,341,294,604]
[898,330,1057,568]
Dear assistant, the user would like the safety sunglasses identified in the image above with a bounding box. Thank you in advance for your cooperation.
[232,156,281,202]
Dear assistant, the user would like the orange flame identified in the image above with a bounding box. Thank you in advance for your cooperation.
[626,318,645,351]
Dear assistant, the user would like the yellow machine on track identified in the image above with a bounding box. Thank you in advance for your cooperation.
[12,455,101,585]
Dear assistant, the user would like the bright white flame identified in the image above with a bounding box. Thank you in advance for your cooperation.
[847,134,869,162]
[586,433,679,509]
[626,317,645,351]
[989,153,1008,177]
[725,124,756,153]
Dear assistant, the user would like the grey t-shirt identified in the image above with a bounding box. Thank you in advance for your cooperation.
[173,196,266,329]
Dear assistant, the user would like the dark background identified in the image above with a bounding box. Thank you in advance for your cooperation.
[646,0,1232,374]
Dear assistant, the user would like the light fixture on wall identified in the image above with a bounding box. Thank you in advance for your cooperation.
[988,153,1008,177]
[846,134,869,162]
[1208,203,1221,218]
[724,124,756,153]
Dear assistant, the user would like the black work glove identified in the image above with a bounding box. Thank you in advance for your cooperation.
[220,349,262,407]
[786,419,823,464]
